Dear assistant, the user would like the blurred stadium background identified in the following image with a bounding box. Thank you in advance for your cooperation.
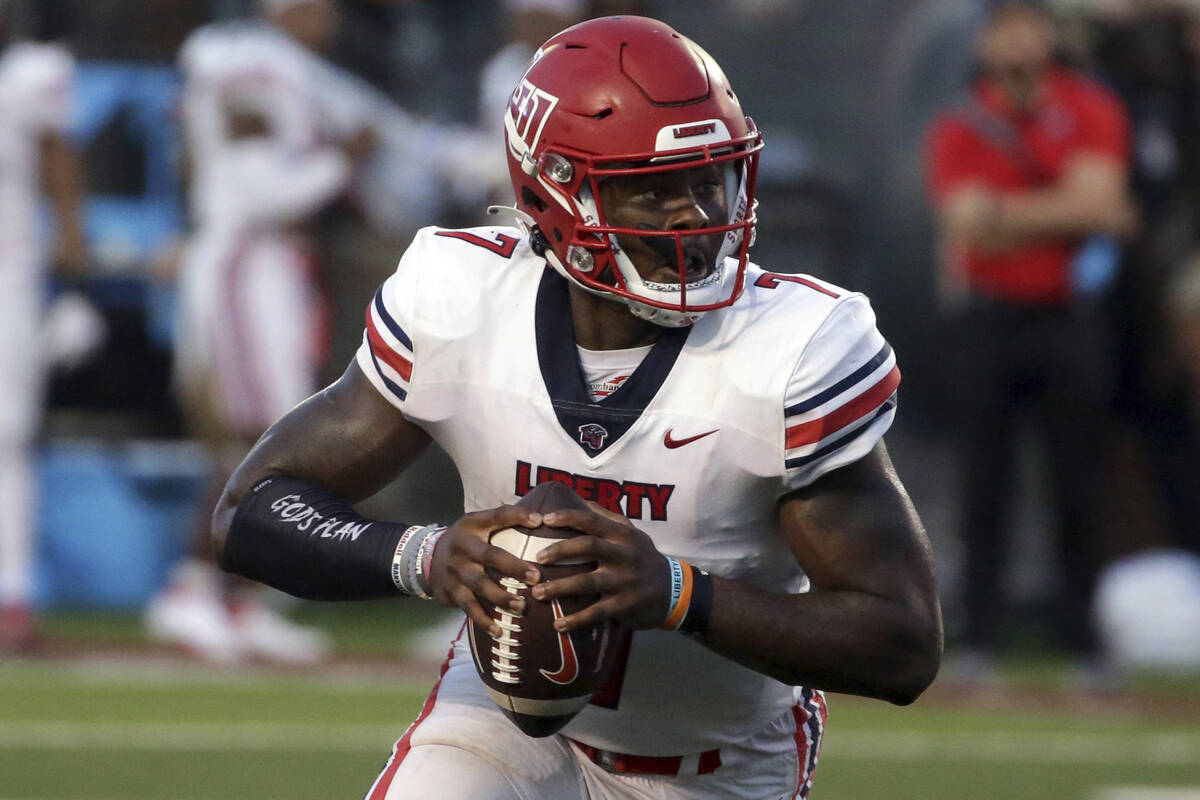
[1,0,1198,797]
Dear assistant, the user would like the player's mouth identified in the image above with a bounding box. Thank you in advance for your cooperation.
[679,250,711,282]
[642,249,713,285]
[634,228,719,285]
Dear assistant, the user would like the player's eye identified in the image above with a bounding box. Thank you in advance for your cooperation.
[628,187,668,204]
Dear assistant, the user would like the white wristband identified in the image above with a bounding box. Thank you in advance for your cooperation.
[411,525,447,600]
[663,555,685,624]
[391,525,424,595]
[391,524,444,598]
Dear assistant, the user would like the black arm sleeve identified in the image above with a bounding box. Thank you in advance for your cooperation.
[222,476,408,601]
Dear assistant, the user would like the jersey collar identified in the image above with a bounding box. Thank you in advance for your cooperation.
[534,268,690,457]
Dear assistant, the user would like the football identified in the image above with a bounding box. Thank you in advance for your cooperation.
[468,481,621,737]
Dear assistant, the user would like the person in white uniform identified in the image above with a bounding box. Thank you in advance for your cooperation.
[211,15,943,799]
[0,26,86,653]
[146,0,376,665]
[476,0,584,201]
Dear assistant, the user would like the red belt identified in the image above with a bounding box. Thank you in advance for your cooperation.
[568,739,722,776]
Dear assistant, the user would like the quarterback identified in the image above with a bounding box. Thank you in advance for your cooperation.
[213,15,943,800]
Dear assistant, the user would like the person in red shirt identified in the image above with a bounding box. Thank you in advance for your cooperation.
[925,0,1137,667]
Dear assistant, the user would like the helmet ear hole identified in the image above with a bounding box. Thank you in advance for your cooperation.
[521,186,548,213]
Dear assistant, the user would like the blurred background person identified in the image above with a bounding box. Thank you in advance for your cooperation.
[144,0,378,665]
[1081,254,1200,672]
[475,0,584,197]
[1037,0,1200,673]
[0,7,87,653]
[149,0,504,665]
[1071,0,1200,561]
[924,0,1137,675]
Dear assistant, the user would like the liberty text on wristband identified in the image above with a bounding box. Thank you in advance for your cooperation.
[660,555,695,630]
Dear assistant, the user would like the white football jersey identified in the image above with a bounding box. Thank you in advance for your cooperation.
[356,226,899,755]
[179,21,350,233]
[177,20,496,235]
[0,42,74,282]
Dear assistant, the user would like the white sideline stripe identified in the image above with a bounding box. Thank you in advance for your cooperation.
[0,657,437,691]
[3,788,1198,800]
[1095,789,1200,800]
[0,722,398,752]
[827,730,1200,765]
[0,723,1197,764]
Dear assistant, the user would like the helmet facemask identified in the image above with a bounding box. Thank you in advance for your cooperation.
[536,133,762,328]
[499,17,764,327]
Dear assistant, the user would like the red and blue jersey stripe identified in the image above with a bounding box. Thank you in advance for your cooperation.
[362,284,414,404]
[784,341,900,479]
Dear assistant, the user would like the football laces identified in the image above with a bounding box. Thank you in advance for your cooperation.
[490,577,526,685]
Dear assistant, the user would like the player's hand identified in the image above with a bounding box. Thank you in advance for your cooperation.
[530,503,671,632]
[428,506,543,637]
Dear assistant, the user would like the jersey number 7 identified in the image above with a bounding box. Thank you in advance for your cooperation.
[434,230,520,258]
[754,272,840,298]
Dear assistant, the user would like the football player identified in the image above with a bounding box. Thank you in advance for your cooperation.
[213,15,943,799]
[147,0,374,664]
[0,20,86,652]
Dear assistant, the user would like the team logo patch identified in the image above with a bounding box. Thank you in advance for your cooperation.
[578,423,609,450]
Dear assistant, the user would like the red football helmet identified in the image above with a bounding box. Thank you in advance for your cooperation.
[500,15,763,327]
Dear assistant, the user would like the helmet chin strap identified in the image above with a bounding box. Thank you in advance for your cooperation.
[540,243,700,328]
[625,299,701,328]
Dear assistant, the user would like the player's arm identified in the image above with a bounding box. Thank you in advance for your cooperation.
[40,131,87,276]
[211,360,540,632]
[943,152,1137,251]
[702,441,941,704]
[534,441,942,705]
[213,79,353,226]
[211,360,428,520]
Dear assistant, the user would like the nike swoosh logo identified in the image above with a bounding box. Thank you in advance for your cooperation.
[663,428,719,449]
[539,599,580,685]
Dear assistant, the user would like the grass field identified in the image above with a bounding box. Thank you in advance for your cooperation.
[2,605,1198,800]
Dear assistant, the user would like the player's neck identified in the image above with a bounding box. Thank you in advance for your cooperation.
[567,284,662,351]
